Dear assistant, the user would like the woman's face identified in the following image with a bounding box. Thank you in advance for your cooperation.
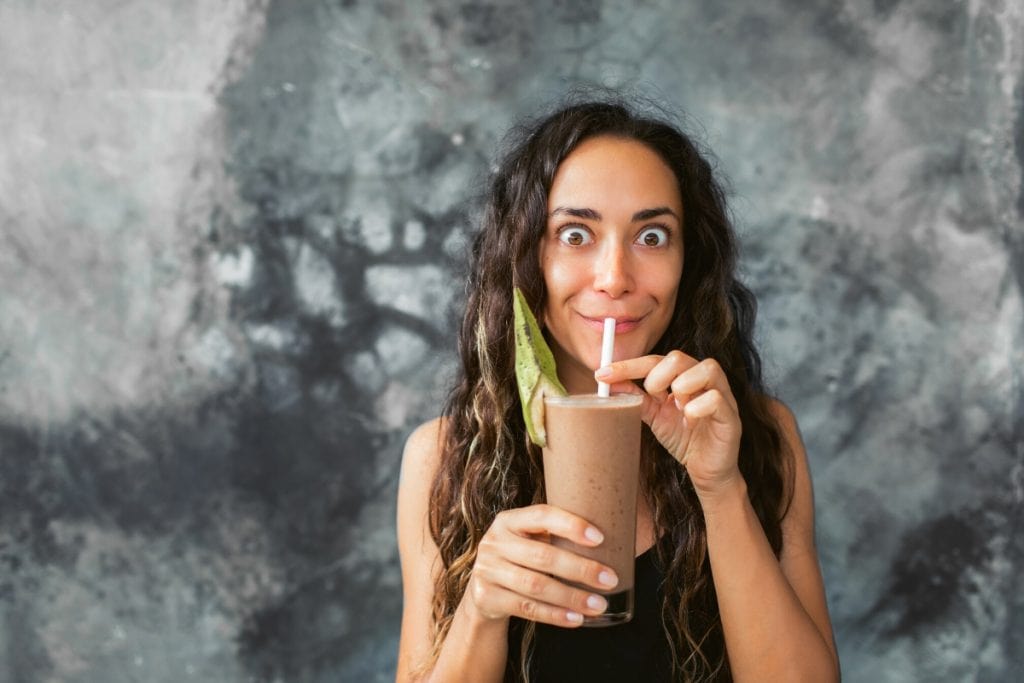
[539,135,685,394]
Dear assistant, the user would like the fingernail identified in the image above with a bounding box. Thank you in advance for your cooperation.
[598,570,618,588]
[674,397,683,410]
[587,594,607,611]
[584,527,604,544]
[595,366,611,379]
[567,611,584,623]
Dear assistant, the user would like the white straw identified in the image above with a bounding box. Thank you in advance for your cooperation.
[597,317,615,397]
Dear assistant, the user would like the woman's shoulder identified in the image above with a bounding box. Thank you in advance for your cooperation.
[404,416,445,455]
[763,398,817,526]
[399,417,448,492]
[397,418,448,563]
[766,397,797,432]
[765,397,804,462]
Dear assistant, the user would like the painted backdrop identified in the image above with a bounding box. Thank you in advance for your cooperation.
[1,1,1021,681]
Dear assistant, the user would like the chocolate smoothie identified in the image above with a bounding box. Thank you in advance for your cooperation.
[542,393,643,626]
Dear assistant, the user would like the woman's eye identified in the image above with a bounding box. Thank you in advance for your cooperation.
[558,228,592,246]
[637,227,669,247]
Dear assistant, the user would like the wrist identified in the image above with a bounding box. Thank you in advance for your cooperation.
[460,583,510,632]
[695,472,748,513]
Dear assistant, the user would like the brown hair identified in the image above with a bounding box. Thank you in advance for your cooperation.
[427,96,790,681]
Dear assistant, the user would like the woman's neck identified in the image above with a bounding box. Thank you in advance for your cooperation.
[555,355,599,395]
[545,331,600,395]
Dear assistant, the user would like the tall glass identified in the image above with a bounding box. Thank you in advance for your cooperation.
[542,393,643,626]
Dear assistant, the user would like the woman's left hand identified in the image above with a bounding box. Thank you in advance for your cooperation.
[595,350,743,499]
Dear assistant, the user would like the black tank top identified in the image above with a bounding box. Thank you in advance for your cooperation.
[504,546,674,682]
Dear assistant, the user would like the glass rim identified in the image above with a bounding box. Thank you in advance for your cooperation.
[543,393,643,406]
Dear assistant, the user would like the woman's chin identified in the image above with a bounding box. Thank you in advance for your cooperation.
[573,346,643,372]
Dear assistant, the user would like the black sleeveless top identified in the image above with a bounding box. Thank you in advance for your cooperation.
[504,546,674,682]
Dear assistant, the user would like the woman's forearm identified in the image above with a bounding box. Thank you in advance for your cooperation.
[701,479,839,682]
[420,591,510,683]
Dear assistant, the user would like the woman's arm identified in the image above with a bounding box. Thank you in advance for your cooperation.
[396,419,509,682]
[395,419,616,682]
[598,355,839,681]
[702,402,839,682]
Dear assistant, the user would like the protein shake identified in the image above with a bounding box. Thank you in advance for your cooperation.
[542,393,643,626]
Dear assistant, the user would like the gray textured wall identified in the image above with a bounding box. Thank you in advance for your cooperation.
[1,1,1021,681]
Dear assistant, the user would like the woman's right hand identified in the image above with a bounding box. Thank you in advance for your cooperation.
[466,504,620,627]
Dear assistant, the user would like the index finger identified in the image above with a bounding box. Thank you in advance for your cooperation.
[499,505,605,547]
[594,355,665,383]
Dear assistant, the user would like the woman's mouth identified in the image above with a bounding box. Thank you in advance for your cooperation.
[579,314,644,334]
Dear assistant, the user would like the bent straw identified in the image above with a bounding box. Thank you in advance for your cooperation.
[597,317,615,397]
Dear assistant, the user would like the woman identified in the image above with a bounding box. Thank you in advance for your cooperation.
[396,98,839,682]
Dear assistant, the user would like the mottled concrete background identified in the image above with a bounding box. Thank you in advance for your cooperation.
[1,0,1021,681]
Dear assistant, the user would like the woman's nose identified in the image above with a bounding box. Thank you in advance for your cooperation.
[593,242,634,297]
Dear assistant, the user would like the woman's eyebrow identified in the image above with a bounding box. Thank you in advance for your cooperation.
[549,206,601,220]
[548,206,679,221]
[632,207,679,222]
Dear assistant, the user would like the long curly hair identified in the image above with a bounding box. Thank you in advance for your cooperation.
[426,97,791,682]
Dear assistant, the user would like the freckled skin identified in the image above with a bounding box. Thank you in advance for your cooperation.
[539,136,684,395]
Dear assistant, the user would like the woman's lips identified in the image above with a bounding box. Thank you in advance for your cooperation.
[579,314,644,334]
